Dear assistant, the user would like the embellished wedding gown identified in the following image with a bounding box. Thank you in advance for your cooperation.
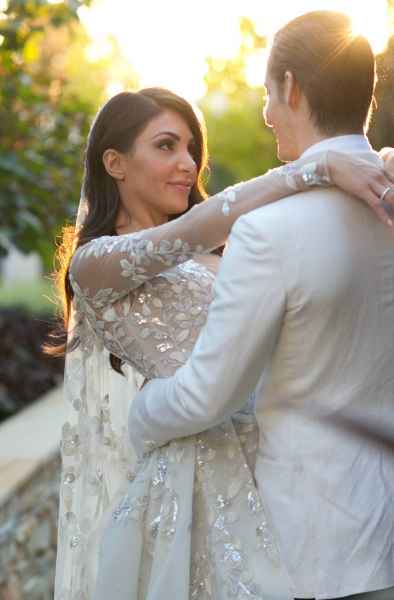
[55,159,332,600]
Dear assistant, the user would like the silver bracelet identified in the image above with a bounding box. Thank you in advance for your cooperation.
[278,159,331,191]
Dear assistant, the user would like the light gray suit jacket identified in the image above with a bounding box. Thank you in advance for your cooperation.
[129,138,394,599]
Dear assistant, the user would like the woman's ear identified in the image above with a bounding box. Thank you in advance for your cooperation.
[102,149,126,181]
[283,70,301,110]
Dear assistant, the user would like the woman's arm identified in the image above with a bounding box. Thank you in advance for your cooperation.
[70,150,394,311]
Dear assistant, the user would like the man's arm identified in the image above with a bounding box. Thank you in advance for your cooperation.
[128,212,286,456]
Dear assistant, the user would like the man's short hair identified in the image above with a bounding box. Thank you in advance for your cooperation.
[267,11,376,135]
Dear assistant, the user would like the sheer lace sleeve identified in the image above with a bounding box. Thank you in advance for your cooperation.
[69,153,331,308]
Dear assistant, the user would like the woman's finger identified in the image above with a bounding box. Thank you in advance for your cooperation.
[372,178,394,208]
[368,182,394,226]
[373,201,393,227]
[382,188,394,214]
[358,166,387,193]
[384,168,394,184]
[380,147,394,180]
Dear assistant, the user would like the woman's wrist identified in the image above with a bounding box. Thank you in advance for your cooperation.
[213,150,334,221]
[324,150,335,183]
[325,149,355,188]
[274,152,332,193]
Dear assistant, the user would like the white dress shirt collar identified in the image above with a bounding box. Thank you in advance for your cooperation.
[301,134,372,158]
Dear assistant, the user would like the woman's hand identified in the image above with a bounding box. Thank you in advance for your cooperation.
[327,149,394,227]
[380,147,394,179]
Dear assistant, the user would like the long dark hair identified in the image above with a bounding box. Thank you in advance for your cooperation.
[44,88,209,374]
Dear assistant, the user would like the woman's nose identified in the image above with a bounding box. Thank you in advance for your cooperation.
[178,152,197,173]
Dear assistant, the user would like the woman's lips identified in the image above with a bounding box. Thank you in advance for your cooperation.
[168,182,193,193]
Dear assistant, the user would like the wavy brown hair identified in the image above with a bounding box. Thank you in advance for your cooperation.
[44,88,209,374]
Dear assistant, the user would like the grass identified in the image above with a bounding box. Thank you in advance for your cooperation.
[0,277,58,315]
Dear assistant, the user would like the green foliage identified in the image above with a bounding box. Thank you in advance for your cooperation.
[202,97,279,192]
[0,277,55,314]
[0,0,137,267]
[200,17,279,193]
[369,35,394,150]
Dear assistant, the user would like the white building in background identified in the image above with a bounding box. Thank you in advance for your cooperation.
[0,245,42,285]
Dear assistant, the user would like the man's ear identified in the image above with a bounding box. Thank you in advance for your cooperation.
[283,71,301,110]
[102,149,126,181]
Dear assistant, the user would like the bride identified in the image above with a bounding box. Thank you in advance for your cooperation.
[51,88,394,600]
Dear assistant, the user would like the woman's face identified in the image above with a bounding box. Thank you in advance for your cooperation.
[118,109,198,227]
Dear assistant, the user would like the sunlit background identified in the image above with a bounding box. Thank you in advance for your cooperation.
[78,0,391,101]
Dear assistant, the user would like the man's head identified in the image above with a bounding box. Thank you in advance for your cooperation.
[264,11,376,161]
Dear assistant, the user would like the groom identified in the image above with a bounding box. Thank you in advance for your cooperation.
[129,11,394,600]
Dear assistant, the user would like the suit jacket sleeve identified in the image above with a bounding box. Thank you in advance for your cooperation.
[128,212,287,456]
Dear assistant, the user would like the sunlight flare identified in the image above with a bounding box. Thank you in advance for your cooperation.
[79,0,391,100]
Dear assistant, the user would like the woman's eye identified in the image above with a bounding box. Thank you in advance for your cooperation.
[158,140,174,151]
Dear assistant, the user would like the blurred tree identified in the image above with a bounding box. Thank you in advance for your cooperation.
[369,37,394,150]
[369,1,394,149]
[0,0,138,266]
[200,17,278,193]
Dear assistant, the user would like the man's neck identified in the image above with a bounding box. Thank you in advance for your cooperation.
[297,128,366,158]
[301,133,371,159]
[297,130,327,157]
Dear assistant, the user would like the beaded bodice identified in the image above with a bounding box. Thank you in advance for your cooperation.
[71,255,218,379]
